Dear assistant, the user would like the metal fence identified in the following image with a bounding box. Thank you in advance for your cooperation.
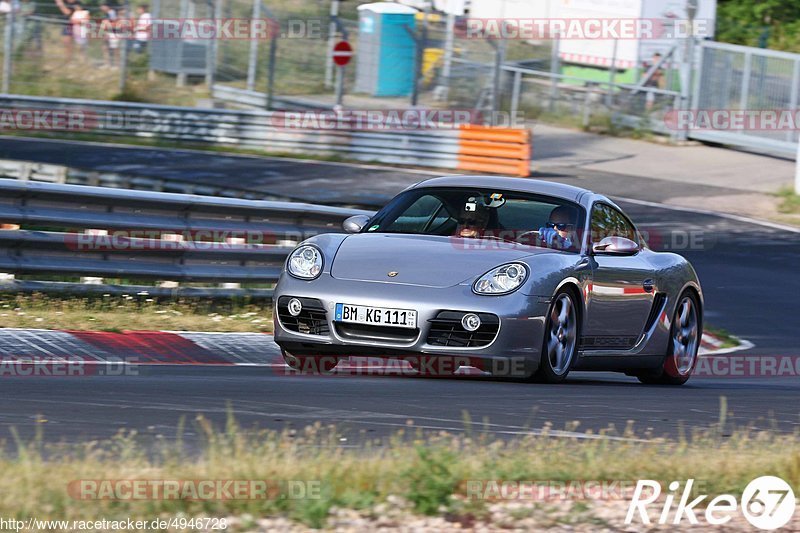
[0,178,369,298]
[500,63,680,136]
[1,1,176,100]
[690,40,800,156]
[3,2,800,160]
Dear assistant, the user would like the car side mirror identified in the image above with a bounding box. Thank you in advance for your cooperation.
[592,236,639,255]
[343,215,371,234]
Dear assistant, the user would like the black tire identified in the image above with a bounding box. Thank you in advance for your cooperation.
[637,291,702,386]
[533,289,580,384]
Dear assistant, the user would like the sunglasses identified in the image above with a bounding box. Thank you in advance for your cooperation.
[546,222,574,231]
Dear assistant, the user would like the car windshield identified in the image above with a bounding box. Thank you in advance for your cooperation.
[365,187,585,253]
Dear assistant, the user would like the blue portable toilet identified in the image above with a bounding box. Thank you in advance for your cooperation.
[355,2,418,97]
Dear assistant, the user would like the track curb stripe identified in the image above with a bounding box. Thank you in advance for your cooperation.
[0,329,277,365]
[0,329,749,366]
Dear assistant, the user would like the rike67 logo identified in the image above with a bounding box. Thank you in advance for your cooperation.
[626,476,796,530]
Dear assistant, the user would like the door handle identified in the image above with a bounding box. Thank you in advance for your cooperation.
[643,279,655,293]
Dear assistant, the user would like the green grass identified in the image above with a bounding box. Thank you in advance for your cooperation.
[704,326,742,350]
[1,407,799,529]
[0,293,273,332]
[777,187,800,214]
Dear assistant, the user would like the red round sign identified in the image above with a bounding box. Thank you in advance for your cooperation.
[333,41,353,67]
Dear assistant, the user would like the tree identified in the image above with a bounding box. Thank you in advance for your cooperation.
[716,0,800,52]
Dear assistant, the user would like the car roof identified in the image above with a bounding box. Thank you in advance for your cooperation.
[412,175,593,204]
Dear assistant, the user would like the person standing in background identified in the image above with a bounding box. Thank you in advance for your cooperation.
[54,0,77,60]
[643,52,666,110]
[100,2,119,67]
[69,2,90,60]
[133,4,150,53]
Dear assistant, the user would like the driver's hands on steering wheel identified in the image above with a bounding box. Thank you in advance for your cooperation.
[538,227,573,249]
[539,227,560,246]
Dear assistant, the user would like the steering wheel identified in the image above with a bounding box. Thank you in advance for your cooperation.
[515,230,540,243]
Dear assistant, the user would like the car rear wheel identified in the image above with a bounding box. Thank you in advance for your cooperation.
[282,350,339,374]
[637,292,701,386]
[534,290,579,384]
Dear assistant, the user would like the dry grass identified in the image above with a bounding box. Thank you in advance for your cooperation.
[0,294,273,333]
[0,411,799,529]
[9,24,205,105]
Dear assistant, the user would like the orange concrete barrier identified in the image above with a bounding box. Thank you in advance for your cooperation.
[457,125,531,177]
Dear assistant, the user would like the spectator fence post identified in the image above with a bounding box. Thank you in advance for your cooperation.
[548,32,560,112]
[205,0,220,87]
[795,135,800,195]
[2,1,14,93]
[245,0,260,91]
[118,0,130,93]
[265,25,276,110]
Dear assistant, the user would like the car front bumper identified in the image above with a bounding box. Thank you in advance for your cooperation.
[273,273,550,374]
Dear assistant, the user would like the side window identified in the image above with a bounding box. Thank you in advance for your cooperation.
[591,204,638,244]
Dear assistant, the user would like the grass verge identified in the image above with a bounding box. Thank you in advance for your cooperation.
[0,294,273,333]
[777,187,800,214]
[1,410,799,529]
[703,326,741,350]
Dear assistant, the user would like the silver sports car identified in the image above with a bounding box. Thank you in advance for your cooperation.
[274,176,703,385]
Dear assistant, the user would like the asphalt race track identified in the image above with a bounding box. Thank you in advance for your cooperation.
[1,138,799,445]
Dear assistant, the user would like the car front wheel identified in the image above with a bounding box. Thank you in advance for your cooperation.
[534,289,579,384]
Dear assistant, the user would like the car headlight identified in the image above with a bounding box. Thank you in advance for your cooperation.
[473,263,528,295]
[287,245,323,280]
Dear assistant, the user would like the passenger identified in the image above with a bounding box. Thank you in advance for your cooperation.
[458,196,491,239]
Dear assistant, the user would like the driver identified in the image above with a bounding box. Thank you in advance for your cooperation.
[539,205,577,250]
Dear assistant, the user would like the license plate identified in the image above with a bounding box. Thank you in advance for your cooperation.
[335,303,417,329]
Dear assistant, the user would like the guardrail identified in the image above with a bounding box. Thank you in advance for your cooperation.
[0,159,280,200]
[0,179,371,299]
[0,94,532,177]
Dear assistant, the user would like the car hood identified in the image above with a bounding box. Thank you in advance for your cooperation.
[330,233,550,288]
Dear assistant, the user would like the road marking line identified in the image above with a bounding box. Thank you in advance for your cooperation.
[615,195,800,234]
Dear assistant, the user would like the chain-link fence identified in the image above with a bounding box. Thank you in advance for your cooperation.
[1,0,204,103]
[692,40,800,152]
[4,2,800,157]
[0,4,688,135]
